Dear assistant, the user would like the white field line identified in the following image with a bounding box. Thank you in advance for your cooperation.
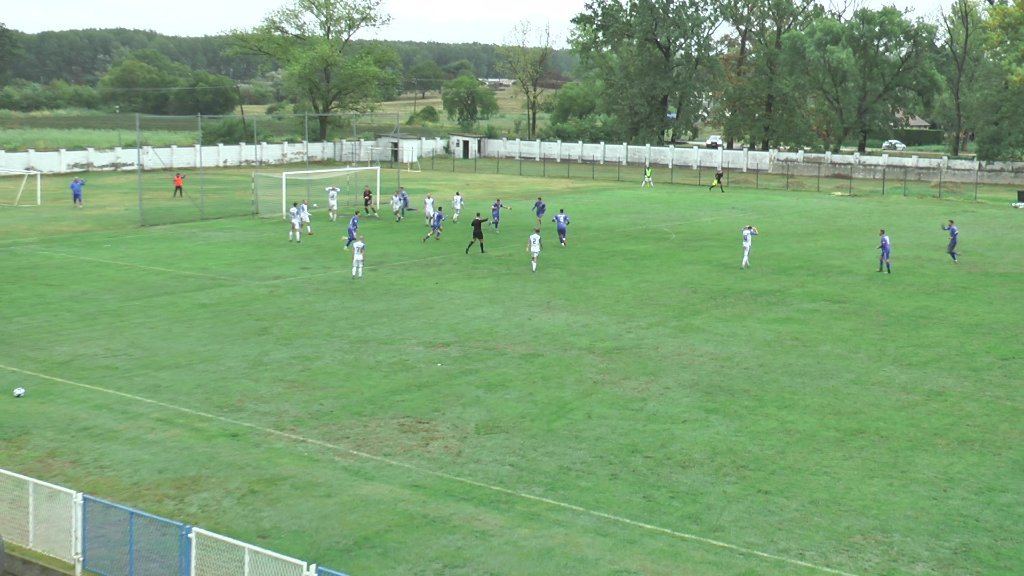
[16,248,250,284]
[12,243,452,285]
[0,363,861,576]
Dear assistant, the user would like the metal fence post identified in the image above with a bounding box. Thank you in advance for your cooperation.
[882,167,886,196]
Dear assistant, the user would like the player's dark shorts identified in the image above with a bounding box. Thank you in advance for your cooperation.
[473,230,484,240]
[557,227,567,237]
[881,248,890,258]
[948,239,957,251]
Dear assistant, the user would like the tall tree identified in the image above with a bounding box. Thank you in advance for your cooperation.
[406,59,445,98]
[939,0,986,156]
[718,0,822,150]
[572,0,721,143]
[97,50,189,114]
[230,0,399,140]
[786,7,940,152]
[971,0,1024,160]
[0,23,18,82]
[497,22,554,140]
[441,76,498,130]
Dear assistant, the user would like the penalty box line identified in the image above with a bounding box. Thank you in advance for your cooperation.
[0,363,861,576]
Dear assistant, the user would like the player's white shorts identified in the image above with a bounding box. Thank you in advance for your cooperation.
[328,200,338,210]
[425,209,435,219]
[301,214,310,223]
[291,218,301,228]
[530,249,541,256]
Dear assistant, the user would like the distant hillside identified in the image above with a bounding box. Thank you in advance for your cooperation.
[6,29,577,85]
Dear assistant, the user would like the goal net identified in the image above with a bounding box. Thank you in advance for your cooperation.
[0,168,42,206]
[252,166,382,219]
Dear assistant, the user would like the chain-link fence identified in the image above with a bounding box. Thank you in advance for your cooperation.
[0,468,79,564]
[81,496,191,576]
[409,152,1019,204]
[190,528,310,576]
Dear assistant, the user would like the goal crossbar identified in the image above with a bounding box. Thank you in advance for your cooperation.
[0,168,42,206]
[253,166,382,219]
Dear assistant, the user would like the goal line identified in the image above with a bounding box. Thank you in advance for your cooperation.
[251,166,382,219]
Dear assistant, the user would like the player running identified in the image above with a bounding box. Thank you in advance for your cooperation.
[344,211,360,250]
[527,228,543,272]
[553,209,570,247]
[391,190,404,222]
[452,191,463,223]
[326,186,339,221]
[423,206,445,242]
[709,169,725,192]
[491,198,510,233]
[532,197,547,225]
[424,193,436,226]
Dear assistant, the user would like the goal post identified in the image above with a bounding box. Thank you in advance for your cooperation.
[0,168,42,206]
[251,166,382,219]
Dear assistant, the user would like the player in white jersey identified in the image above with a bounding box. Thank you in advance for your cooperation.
[424,193,436,226]
[300,199,313,235]
[326,186,339,221]
[741,225,759,269]
[527,228,543,272]
[391,191,404,222]
[452,191,463,223]
[288,202,302,242]
[351,235,366,279]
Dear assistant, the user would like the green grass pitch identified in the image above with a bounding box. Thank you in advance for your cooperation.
[1,167,1022,576]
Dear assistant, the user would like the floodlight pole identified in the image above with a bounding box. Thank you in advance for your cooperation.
[136,113,144,226]
[396,111,401,190]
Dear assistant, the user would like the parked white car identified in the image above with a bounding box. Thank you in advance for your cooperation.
[881,139,907,151]
[705,135,723,149]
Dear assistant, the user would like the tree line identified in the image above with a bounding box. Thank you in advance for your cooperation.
[1,0,1022,160]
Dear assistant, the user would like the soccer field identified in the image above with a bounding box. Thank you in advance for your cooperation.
[1,168,1022,576]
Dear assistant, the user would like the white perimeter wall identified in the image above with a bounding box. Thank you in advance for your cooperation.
[2,137,1023,186]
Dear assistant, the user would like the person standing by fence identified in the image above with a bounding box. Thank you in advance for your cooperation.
[173,173,185,198]
[641,165,654,188]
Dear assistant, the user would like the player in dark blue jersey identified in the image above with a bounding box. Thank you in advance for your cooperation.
[552,209,570,246]
[423,207,445,242]
[491,199,510,232]
[941,220,959,263]
[532,197,546,225]
[70,177,85,207]
[344,211,360,250]
[878,229,891,274]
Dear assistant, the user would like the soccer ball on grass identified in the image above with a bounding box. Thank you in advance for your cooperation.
[13,387,25,398]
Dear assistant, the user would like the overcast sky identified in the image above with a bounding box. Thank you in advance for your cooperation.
[5,0,951,47]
